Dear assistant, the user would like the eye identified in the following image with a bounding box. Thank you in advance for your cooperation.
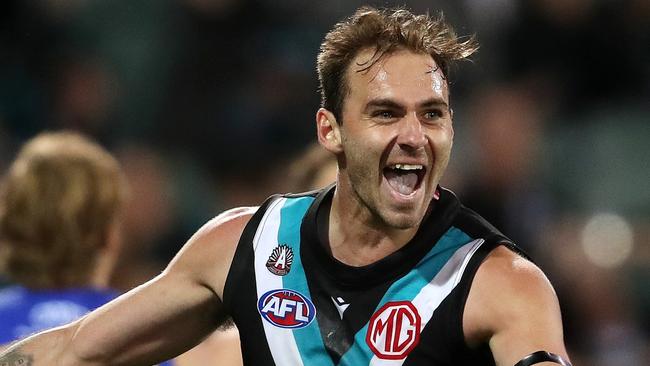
[424,109,444,120]
[372,110,396,120]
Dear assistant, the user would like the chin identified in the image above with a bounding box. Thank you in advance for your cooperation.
[381,212,422,230]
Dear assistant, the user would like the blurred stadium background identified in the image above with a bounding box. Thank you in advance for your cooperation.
[0,0,648,364]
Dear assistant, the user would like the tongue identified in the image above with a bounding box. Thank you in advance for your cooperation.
[385,170,418,195]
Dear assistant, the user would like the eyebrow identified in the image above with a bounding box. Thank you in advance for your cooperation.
[364,99,404,111]
[419,98,449,109]
[364,98,449,111]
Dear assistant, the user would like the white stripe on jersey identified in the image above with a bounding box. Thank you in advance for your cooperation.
[369,239,485,366]
[252,197,305,366]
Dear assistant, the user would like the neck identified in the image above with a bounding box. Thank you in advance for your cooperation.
[327,184,419,266]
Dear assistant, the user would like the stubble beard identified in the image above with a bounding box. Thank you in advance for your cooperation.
[347,167,424,231]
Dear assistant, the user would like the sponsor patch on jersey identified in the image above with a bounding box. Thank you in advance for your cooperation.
[366,301,421,360]
[258,289,316,329]
[265,244,294,276]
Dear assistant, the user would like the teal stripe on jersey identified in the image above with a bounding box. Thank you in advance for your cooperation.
[338,227,472,366]
[278,197,335,366]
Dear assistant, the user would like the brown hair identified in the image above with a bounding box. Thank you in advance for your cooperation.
[317,6,479,121]
[0,131,128,289]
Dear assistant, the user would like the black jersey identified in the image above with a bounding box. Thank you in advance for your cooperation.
[223,185,521,365]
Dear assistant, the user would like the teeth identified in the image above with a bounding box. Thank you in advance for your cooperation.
[392,164,423,170]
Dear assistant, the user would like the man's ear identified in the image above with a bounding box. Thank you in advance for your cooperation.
[316,108,342,153]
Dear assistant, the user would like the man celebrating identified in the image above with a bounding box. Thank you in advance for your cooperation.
[0,7,571,366]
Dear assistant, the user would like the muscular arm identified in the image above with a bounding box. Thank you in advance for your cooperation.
[0,207,255,366]
[464,246,571,366]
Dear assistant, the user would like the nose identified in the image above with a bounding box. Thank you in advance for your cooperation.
[397,113,427,150]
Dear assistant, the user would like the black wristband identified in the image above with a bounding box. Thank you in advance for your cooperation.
[513,350,572,366]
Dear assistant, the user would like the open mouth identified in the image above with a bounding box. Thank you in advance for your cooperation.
[383,164,426,196]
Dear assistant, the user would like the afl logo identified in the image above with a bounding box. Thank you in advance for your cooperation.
[366,301,421,360]
[266,244,294,276]
[258,289,316,329]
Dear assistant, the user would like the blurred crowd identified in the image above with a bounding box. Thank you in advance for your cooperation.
[0,0,648,365]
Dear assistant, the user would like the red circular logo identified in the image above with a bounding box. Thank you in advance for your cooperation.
[366,301,421,359]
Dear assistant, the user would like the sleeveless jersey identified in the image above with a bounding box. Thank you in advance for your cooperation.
[0,285,174,366]
[224,185,521,366]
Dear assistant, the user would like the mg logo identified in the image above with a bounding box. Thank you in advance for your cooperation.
[366,301,421,359]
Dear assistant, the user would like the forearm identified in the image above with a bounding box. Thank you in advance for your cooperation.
[0,214,241,366]
[0,325,81,366]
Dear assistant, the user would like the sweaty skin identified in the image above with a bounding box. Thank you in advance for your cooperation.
[317,49,454,266]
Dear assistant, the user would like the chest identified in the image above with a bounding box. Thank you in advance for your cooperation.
[226,196,492,365]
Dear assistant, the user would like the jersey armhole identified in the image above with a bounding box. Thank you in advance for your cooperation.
[221,195,280,314]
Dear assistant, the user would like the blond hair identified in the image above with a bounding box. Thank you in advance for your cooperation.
[317,6,478,121]
[0,131,128,288]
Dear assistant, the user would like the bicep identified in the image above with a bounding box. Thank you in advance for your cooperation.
[71,263,221,365]
[487,274,568,366]
[68,209,253,365]
[465,247,570,366]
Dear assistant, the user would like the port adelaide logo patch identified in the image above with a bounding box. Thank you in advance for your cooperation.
[258,289,316,329]
[266,244,294,276]
[366,301,421,360]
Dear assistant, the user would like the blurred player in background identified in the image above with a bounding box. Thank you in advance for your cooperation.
[0,132,169,366]
[0,131,127,344]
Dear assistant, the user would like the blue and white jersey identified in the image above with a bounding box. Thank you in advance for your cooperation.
[224,185,522,366]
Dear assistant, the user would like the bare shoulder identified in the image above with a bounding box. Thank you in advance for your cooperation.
[474,246,556,310]
[190,206,259,247]
[464,245,569,364]
[165,206,259,299]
